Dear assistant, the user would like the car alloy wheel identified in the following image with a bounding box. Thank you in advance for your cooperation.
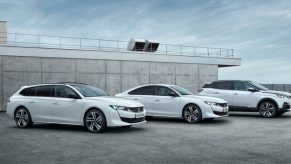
[14,107,32,128]
[85,109,106,133]
[259,101,277,118]
[183,104,202,123]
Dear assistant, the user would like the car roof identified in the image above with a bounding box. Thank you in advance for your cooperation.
[208,80,251,83]
[21,82,88,88]
[134,84,174,87]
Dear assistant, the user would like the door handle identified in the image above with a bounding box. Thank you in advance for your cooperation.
[52,102,59,105]
[214,92,220,94]
[155,99,160,102]
[133,98,139,100]
[234,93,238,95]
[29,100,35,103]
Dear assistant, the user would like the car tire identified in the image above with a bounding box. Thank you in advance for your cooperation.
[258,101,277,118]
[84,109,107,133]
[14,107,33,128]
[182,104,202,123]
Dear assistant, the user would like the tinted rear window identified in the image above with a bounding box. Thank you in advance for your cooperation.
[129,86,155,95]
[35,86,54,97]
[20,87,36,96]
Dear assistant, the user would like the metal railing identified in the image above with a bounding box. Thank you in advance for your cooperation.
[0,32,235,57]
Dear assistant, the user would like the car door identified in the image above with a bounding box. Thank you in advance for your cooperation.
[152,86,181,117]
[232,81,257,109]
[124,86,155,115]
[29,85,54,122]
[206,81,234,106]
[50,85,84,124]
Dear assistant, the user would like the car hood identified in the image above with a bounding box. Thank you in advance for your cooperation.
[84,96,144,107]
[182,95,227,103]
[262,90,291,97]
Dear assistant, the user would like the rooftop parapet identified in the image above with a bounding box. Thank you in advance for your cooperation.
[0,32,235,58]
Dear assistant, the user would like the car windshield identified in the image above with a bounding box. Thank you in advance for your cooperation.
[246,81,269,91]
[170,85,193,95]
[71,85,109,97]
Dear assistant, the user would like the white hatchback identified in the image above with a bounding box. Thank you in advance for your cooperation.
[6,83,146,133]
[116,84,229,123]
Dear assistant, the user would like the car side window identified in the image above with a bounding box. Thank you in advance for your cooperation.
[55,86,77,98]
[35,86,54,97]
[155,86,174,96]
[234,82,251,91]
[215,81,233,90]
[20,87,36,96]
[128,86,155,95]
[202,83,213,88]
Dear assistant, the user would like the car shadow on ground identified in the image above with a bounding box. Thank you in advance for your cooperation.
[229,112,291,119]
[8,123,147,134]
[145,117,230,125]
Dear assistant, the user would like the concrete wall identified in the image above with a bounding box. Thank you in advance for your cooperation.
[262,84,291,93]
[0,21,7,43]
[0,55,218,110]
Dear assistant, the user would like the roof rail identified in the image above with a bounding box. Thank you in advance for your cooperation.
[56,82,88,85]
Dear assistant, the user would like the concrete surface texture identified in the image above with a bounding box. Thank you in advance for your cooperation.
[1,112,291,163]
[263,84,291,93]
[0,55,218,110]
[0,21,7,43]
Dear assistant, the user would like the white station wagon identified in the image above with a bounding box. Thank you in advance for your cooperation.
[6,83,146,133]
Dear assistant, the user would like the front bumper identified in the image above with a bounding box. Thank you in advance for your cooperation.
[107,107,146,127]
[279,102,290,112]
[203,104,229,118]
[120,117,146,123]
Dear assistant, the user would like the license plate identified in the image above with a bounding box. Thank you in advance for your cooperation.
[135,113,144,118]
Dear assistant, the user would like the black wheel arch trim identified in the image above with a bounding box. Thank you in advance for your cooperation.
[182,103,200,117]
[83,107,107,126]
[257,98,279,111]
[14,105,29,117]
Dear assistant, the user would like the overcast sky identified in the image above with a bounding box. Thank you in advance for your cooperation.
[0,0,291,83]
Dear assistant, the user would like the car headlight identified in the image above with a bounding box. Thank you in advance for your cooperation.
[276,94,288,99]
[205,101,220,106]
[110,105,129,111]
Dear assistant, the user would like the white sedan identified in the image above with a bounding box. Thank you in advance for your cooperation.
[6,83,146,133]
[116,84,229,123]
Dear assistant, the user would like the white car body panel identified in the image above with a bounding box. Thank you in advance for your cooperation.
[6,84,146,128]
[199,81,291,111]
[116,84,229,119]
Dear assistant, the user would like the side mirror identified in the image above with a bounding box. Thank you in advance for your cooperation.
[248,88,256,92]
[168,92,178,97]
[67,93,80,99]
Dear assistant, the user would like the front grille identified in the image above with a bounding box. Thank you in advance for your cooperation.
[213,111,228,116]
[128,107,144,113]
[120,117,145,123]
[217,103,228,107]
